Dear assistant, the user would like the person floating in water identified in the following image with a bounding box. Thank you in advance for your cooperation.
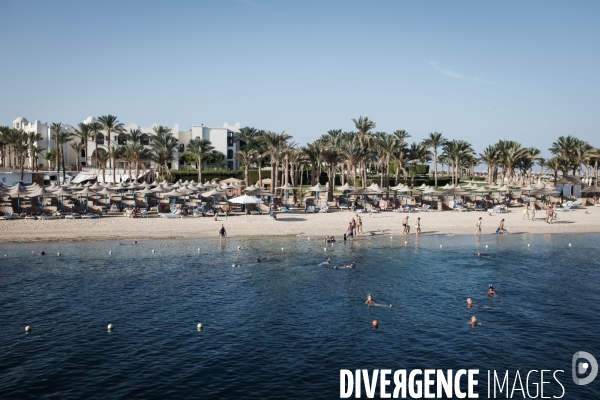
[372,320,379,329]
[365,293,375,306]
[133,239,138,245]
[219,224,227,239]
[319,258,331,265]
[470,315,481,327]
[335,262,355,269]
[477,252,482,257]
[256,258,261,263]
[488,285,497,296]
[232,262,241,267]
[467,298,473,308]
[40,251,45,255]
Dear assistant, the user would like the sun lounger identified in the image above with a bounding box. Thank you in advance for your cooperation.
[305,205,317,213]
[82,213,100,219]
[339,203,349,210]
[0,211,14,220]
[139,210,148,218]
[280,206,293,213]
[453,204,467,212]
[492,205,508,213]
[159,209,183,218]
[65,213,82,219]
[417,205,431,212]
[319,205,330,213]
[556,206,572,212]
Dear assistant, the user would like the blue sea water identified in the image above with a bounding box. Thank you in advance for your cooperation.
[1,233,600,399]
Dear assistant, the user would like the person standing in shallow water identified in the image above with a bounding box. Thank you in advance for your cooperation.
[475,217,482,235]
[219,224,227,239]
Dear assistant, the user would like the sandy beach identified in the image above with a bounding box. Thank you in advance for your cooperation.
[0,206,599,243]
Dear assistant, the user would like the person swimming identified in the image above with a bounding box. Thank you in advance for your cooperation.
[467,298,473,308]
[256,258,261,263]
[319,258,331,265]
[488,285,497,296]
[372,320,379,329]
[335,262,355,269]
[232,262,241,267]
[40,251,45,255]
[365,293,375,305]
[477,252,482,257]
[470,315,480,327]
[134,239,138,245]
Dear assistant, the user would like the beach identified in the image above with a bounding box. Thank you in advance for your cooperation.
[0,206,598,243]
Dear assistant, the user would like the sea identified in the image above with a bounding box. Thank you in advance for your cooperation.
[1,232,599,399]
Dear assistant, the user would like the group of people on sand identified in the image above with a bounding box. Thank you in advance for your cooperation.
[474,217,507,235]
[467,285,497,327]
[344,214,363,240]
[402,216,421,235]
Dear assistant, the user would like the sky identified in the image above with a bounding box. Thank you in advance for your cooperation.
[1,0,599,157]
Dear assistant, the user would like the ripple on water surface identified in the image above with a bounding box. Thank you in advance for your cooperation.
[1,233,599,398]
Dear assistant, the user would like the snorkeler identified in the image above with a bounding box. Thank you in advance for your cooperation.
[488,285,497,296]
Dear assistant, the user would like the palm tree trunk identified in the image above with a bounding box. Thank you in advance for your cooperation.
[433,150,438,187]
[94,141,99,168]
[258,163,263,187]
[244,165,249,186]
[61,145,67,181]
[284,154,289,187]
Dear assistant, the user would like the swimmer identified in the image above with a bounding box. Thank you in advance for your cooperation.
[467,298,473,308]
[372,320,379,329]
[133,239,138,245]
[365,293,375,305]
[40,251,45,255]
[477,252,482,257]
[323,236,329,244]
[470,315,480,327]
[337,262,355,269]
[319,258,331,265]
[256,258,261,263]
[488,285,496,296]
[231,262,241,267]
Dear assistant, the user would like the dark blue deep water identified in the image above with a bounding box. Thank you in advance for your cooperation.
[1,233,600,399]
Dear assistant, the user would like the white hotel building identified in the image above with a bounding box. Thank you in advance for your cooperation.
[11,116,242,181]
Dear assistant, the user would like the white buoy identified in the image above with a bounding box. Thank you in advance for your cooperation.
[107,324,113,331]
[109,250,112,255]
[197,323,203,330]
[404,241,407,245]
[569,243,572,247]
[391,236,393,240]
[197,248,200,252]
[440,245,443,248]
[528,244,530,247]
[485,245,488,248]
[3,255,6,257]
[57,252,61,256]
[152,249,155,253]
[237,246,241,250]
[25,326,31,333]
[281,248,284,251]
[324,248,327,252]
[32,251,34,253]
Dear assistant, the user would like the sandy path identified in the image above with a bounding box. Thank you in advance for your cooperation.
[0,206,598,243]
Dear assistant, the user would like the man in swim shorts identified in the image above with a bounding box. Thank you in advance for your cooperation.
[219,224,227,239]
[475,217,482,235]
[402,216,409,234]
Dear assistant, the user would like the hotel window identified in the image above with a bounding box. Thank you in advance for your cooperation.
[96,134,104,144]
[117,133,127,145]
[227,149,233,159]
[179,144,185,153]
[141,134,150,145]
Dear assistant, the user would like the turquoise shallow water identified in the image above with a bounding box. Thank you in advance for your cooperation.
[1,233,600,399]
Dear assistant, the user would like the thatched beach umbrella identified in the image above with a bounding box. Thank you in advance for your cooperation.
[136,187,155,211]
[7,182,30,213]
[52,186,72,212]
[31,187,56,212]
[76,187,96,213]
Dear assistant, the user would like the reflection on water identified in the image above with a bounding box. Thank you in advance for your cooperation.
[1,233,600,398]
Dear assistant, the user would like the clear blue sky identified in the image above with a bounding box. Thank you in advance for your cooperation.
[1,0,599,156]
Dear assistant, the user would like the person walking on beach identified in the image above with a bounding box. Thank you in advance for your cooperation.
[219,224,227,239]
[523,206,529,220]
[402,216,409,234]
[356,214,363,234]
[415,217,421,235]
[530,203,536,221]
[546,206,553,224]
[496,219,505,234]
[475,217,482,235]
[223,203,230,221]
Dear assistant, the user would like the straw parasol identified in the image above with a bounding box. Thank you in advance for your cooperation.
[136,187,155,210]
[31,187,56,212]
[52,186,72,212]
[277,183,297,205]
[7,183,30,213]
[76,187,96,213]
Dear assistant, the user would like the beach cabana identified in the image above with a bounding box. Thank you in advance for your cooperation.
[276,183,297,206]
[7,182,30,213]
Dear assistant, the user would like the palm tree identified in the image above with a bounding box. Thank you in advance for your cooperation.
[443,140,474,185]
[26,131,43,171]
[236,127,261,151]
[259,131,292,194]
[545,156,566,184]
[97,115,125,170]
[88,122,104,167]
[479,145,500,184]
[235,149,258,185]
[320,141,341,201]
[423,132,446,187]
[406,142,430,187]
[376,134,398,193]
[74,123,91,167]
[351,116,376,187]
[150,125,178,181]
[96,150,109,183]
[50,123,64,177]
[70,141,85,172]
[107,146,122,182]
[187,137,215,182]
[0,126,9,167]
[12,130,29,180]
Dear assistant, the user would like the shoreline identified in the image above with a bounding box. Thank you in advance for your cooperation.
[1,207,599,244]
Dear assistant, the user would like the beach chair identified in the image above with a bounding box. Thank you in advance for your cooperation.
[305,205,317,213]
[247,203,262,215]
[417,205,431,212]
[453,204,467,212]
[338,202,349,210]
[0,211,15,220]
[82,213,100,219]
[556,205,572,212]
[139,209,149,218]
[280,206,293,213]
[319,205,330,213]
[492,205,507,213]
[65,213,82,219]
[159,209,184,218]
